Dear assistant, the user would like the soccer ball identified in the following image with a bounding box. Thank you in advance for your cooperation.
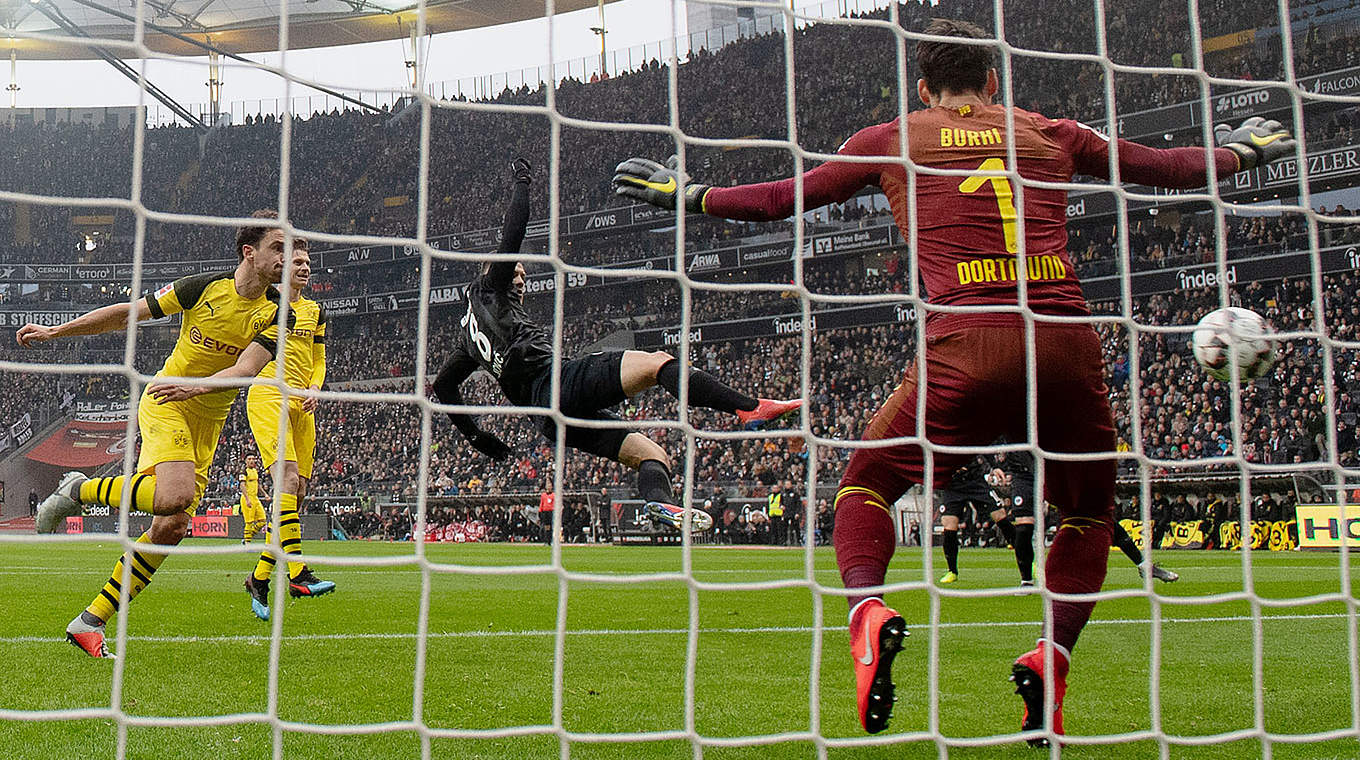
[1190,307,1277,382]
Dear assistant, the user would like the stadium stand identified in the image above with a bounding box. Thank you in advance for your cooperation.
[1,0,1357,544]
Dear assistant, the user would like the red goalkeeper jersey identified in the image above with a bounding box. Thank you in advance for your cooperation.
[703,104,1241,332]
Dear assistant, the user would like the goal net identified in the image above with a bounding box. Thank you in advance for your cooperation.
[1,0,1358,757]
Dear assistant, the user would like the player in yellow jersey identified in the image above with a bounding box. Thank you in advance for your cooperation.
[170,246,334,620]
[239,455,267,543]
[18,210,293,658]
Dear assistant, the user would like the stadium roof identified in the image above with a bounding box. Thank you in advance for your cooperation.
[5,0,623,60]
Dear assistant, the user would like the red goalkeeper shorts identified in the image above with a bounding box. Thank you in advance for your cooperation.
[840,322,1115,521]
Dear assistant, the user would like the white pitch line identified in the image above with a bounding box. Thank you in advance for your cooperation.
[0,612,1351,646]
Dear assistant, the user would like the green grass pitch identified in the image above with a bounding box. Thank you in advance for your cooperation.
[0,540,1357,759]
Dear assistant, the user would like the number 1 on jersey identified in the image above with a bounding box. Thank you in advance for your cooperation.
[959,157,1018,253]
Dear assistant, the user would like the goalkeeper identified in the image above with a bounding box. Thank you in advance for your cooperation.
[432,159,800,532]
[614,18,1293,741]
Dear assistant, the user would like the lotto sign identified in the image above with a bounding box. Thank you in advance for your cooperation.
[1294,505,1360,549]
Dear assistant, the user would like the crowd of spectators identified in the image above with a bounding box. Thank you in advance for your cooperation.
[329,500,557,543]
[929,486,1305,550]
[0,0,1356,268]
[1099,270,1360,476]
[1118,489,1305,548]
[9,195,1357,324]
[162,267,1353,516]
[333,504,414,541]
[0,370,74,452]
[4,251,1355,531]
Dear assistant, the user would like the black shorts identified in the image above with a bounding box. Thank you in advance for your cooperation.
[528,351,631,460]
[939,486,997,520]
[1009,476,1037,518]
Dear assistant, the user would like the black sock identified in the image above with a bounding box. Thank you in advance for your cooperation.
[637,459,674,504]
[942,529,959,574]
[655,358,758,413]
[1014,523,1035,582]
[1112,522,1143,565]
[996,516,1015,545]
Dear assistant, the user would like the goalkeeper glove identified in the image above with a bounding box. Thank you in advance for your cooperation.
[612,156,710,214]
[467,430,512,461]
[511,157,532,184]
[1219,117,1296,171]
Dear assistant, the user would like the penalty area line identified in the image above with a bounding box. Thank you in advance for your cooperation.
[0,612,1351,646]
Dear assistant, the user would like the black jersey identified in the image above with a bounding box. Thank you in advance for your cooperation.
[947,456,990,492]
[1003,450,1033,483]
[457,271,553,405]
[433,174,550,442]
[940,456,996,506]
[1001,449,1038,515]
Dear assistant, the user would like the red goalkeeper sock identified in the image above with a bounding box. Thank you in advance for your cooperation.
[1044,515,1113,652]
[833,486,897,610]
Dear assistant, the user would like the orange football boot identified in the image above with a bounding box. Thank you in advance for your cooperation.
[849,597,907,734]
[736,398,803,430]
[1010,639,1070,747]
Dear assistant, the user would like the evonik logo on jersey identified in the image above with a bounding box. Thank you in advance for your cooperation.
[187,326,244,356]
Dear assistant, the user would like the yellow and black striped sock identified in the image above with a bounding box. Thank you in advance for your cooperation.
[79,474,156,513]
[242,515,258,543]
[85,533,168,623]
[254,493,304,580]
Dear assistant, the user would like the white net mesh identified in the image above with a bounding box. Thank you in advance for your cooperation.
[1,0,1359,756]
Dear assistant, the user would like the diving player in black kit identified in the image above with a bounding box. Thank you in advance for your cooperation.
[432,160,801,533]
